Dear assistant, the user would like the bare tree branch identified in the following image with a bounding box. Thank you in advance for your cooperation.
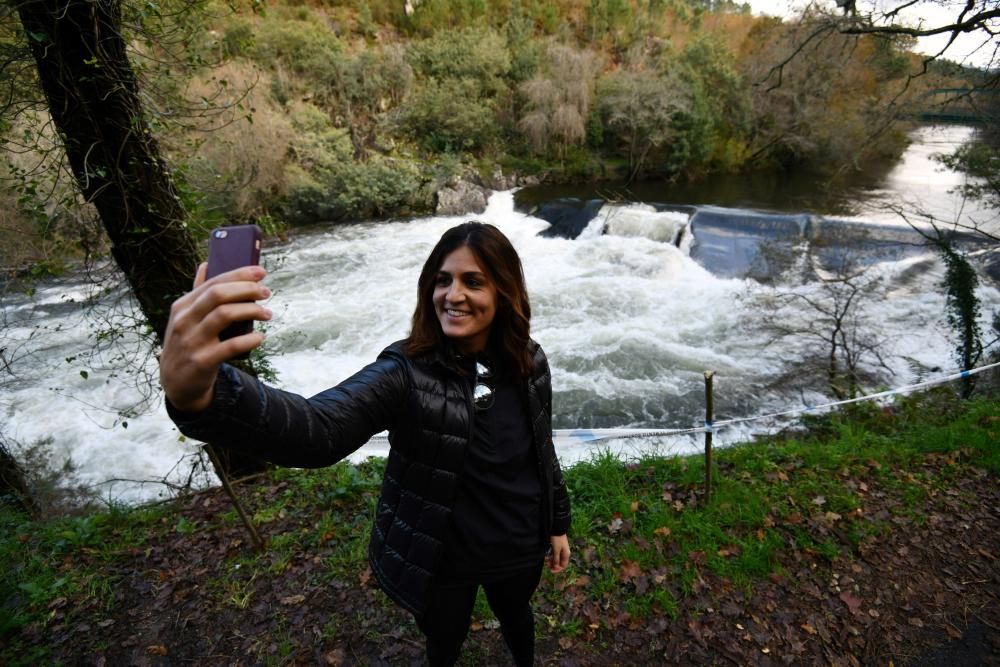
[842,9,1000,38]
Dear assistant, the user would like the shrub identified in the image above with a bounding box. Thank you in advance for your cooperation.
[595,69,693,181]
[328,46,414,120]
[178,63,294,221]
[407,27,511,96]
[280,159,425,224]
[219,16,255,58]
[282,118,426,222]
[670,35,752,173]
[396,0,490,36]
[397,78,498,152]
[251,14,343,82]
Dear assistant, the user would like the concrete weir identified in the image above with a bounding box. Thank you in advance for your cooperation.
[688,206,996,281]
[526,197,997,283]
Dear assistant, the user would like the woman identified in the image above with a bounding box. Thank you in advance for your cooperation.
[160,222,571,666]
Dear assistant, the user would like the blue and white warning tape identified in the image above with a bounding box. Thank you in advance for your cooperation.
[551,360,1000,447]
[363,361,999,451]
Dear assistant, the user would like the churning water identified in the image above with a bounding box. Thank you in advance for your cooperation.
[2,126,998,503]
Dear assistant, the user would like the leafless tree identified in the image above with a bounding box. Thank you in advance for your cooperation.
[753,243,894,400]
[518,42,603,156]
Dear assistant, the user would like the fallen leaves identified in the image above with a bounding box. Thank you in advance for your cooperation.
[839,591,862,615]
[14,410,1000,667]
[717,545,741,558]
[619,559,642,582]
[324,648,347,666]
[687,550,707,566]
[944,623,963,639]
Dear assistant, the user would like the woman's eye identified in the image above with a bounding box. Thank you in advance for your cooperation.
[435,275,450,286]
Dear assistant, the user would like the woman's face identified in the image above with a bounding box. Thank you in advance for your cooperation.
[433,245,497,354]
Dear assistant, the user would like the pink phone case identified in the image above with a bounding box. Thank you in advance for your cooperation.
[207,224,262,341]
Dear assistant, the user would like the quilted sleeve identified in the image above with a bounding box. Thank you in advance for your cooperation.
[167,347,410,468]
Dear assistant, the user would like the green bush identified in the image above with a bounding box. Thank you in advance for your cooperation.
[220,16,255,58]
[398,78,499,153]
[595,69,692,180]
[280,159,425,224]
[329,47,413,119]
[407,27,511,96]
[671,36,752,173]
[397,0,490,36]
[251,16,342,81]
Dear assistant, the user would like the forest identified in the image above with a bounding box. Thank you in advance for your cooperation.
[0,0,989,275]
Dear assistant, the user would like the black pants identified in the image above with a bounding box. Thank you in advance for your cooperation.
[417,561,544,667]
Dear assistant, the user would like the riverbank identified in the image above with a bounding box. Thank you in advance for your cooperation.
[2,388,998,664]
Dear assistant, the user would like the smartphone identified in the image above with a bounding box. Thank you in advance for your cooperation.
[206,224,262,342]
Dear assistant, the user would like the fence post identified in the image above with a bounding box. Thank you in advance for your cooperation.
[704,371,715,505]
[205,444,265,552]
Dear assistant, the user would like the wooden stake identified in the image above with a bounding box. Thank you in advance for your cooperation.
[704,371,715,505]
[205,444,265,552]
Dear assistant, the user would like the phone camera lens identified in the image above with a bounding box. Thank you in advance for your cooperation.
[215,230,228,238]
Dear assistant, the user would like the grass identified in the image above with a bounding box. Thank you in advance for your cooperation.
[1,388,997,663]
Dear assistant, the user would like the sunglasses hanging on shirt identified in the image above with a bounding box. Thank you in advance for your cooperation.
[473,359,495,410]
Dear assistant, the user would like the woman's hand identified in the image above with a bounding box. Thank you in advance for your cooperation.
[548,534,570,573]
[159,262,272,413]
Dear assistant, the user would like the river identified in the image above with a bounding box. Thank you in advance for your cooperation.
[2,125,998,504]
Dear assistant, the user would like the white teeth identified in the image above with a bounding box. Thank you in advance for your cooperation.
[447,309,469,317]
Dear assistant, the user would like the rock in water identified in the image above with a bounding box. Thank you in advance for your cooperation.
[436,181,489,216]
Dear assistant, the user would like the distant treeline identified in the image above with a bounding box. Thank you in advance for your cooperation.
[0,0,981,269]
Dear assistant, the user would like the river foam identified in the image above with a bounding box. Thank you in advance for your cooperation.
[3,182,998,504]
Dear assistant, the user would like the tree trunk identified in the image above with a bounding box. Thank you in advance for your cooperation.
[17,0,196,341]
[0,439,38,518]
[17,0,265,477]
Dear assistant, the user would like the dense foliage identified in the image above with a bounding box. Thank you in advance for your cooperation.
[0,0,985,269]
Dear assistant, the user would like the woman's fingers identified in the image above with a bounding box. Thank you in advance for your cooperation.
[159,263,271,412]
[204,330,267,367]
[193,262,208,289]
[548,535,571,573]
[200,302,273,339]
[172,264,266,316]
[182,278,271,326]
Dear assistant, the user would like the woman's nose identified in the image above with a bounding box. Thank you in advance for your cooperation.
[446,281,465,302]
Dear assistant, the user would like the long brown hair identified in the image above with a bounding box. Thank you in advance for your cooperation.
[405,222,534,377]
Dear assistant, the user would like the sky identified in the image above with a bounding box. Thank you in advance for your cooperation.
[743,0,998,68]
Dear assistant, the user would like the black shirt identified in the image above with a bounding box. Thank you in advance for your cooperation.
[444,360,546,579]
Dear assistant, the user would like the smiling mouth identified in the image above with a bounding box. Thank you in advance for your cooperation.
[446,309,471,317]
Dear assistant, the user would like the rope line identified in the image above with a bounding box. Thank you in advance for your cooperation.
[364,361,1000,448]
